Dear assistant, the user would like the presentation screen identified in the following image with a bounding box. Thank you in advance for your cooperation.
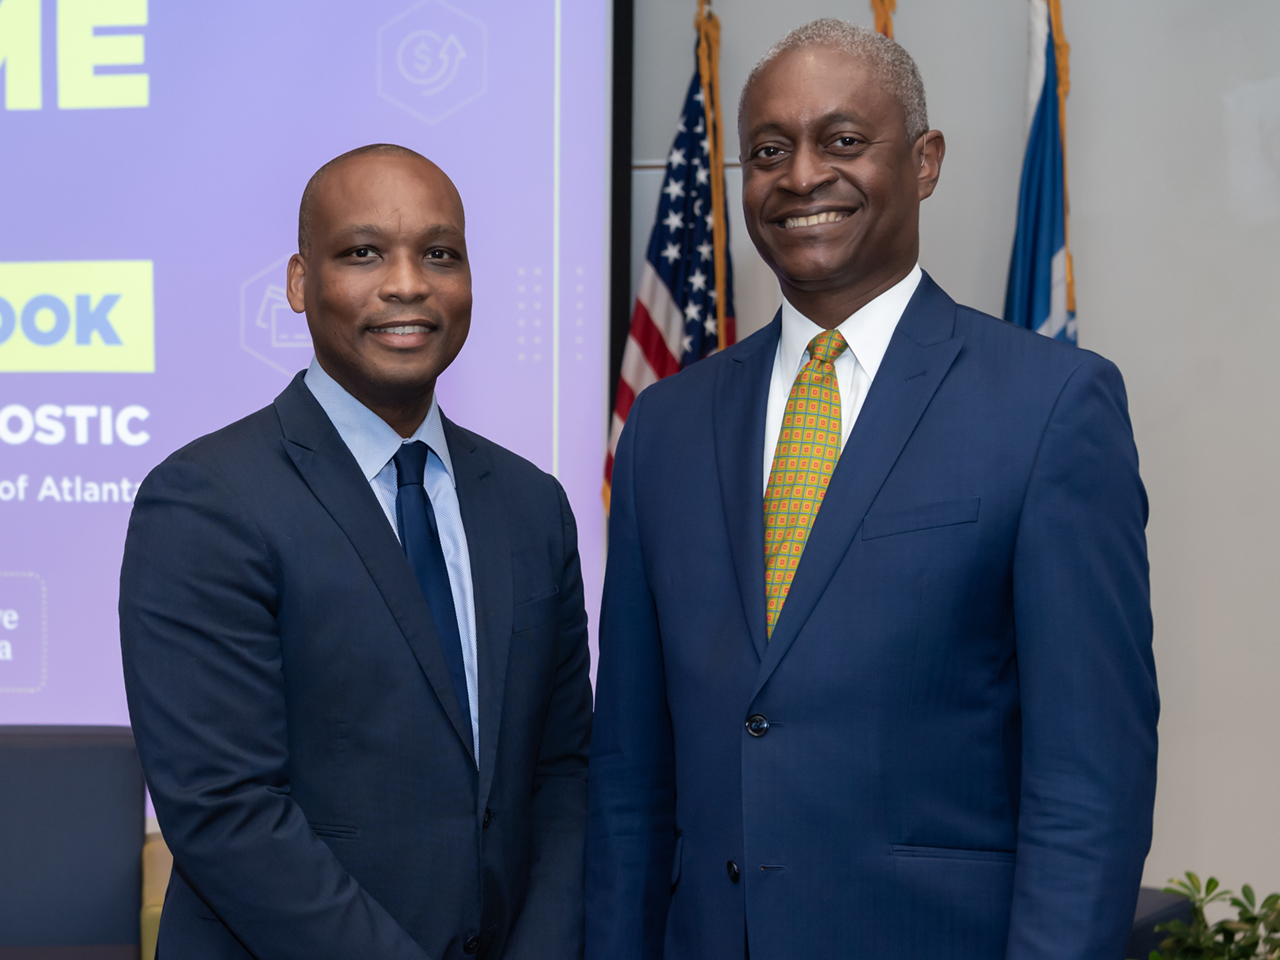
[0,0,609,722]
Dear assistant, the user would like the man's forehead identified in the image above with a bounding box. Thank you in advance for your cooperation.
[743,47,895,128]
[324,154,447,197]
[751,46,879,101]
[316,157,461,219]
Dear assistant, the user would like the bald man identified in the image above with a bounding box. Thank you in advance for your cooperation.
[121,144,592,960]
[588,20,1156,960]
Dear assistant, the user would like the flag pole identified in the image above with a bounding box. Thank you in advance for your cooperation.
[870,0,896,38]
[695,0,729,351]
[1047,0,1074,315]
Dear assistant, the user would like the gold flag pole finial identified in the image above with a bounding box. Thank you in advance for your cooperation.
[870,0,896,38]
[695,0,729,351]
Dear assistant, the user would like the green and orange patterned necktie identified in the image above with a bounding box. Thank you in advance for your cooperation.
[764,329,848,638]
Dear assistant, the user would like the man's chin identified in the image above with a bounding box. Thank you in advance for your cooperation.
[326,355,438,405]
[366,365,440,396]
[772,256,857,291]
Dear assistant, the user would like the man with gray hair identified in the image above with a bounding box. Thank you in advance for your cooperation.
[589,18,1156,960]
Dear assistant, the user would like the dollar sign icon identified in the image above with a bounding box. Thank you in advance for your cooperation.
[413,39,434,78]
[396,30,467,96]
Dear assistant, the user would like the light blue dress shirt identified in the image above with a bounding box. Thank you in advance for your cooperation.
[305,358,480,764]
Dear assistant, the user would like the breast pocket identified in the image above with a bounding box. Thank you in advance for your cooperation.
[512,588,559,634]
[861,497,980,540]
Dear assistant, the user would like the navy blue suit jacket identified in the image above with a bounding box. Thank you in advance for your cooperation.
[120,374,592,960]
[587,275,1158,960]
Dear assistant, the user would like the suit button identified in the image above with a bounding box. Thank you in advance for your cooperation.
[727,860,740,883]
[482,807,493,829]
[745,714,770,737]
[464,935,480,954]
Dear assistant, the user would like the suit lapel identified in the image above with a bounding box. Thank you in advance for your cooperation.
[444,417,513,803]
[754,274,965,698]
[714,316,781,663]
[273,376,476,762]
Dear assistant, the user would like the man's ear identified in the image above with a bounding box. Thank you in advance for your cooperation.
[286,254,307,314]
[916,130,946,201]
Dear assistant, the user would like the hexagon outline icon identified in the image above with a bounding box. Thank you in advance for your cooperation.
[240,255,311,377]
[377,0,488,124]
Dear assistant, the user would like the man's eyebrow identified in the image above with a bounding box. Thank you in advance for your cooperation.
[819,111,869,126]
[333,222,464,240]
[747,111,870,139]
[745,121,793,138]
[336,224,389,237]
[418,222,464,238]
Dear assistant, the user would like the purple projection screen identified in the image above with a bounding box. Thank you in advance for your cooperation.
[0,1,609,722]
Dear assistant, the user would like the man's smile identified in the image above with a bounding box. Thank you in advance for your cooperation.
[365,319,439,347]
[777,209,854,229]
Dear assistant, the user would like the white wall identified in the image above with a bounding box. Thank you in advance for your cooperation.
[632,0,1280,896]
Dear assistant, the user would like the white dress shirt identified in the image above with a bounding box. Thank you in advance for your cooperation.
[305,357,480,764]
[763,264,923,492]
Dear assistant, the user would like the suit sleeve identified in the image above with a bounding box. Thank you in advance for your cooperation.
[585,389,677,960]
[503,479,594,960]
[119,456,432,960]
[1007,356,1159,960]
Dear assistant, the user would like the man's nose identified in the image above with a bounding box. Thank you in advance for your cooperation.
[381,251,431,302]
[779,141,836,196]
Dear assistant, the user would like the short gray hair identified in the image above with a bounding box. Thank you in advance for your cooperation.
[740,18,929,142]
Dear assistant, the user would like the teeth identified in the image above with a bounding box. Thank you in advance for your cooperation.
[381,325,428,335]
[783,211,850,228]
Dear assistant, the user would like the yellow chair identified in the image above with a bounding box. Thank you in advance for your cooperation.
[141,826,173,960]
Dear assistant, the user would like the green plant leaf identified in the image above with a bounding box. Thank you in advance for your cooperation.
[1150,873,1280,957]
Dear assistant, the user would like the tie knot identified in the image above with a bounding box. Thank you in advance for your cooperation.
[808,329,848,366]
[393,441,429,488]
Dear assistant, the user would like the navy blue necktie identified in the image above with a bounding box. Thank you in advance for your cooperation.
[393,441,470,724]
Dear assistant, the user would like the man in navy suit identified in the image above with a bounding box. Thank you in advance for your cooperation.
[587,20,1157,960]
[120,144,592,959]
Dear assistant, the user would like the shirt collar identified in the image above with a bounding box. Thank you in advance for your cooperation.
[304,357,456,486]
[778,263,923,383]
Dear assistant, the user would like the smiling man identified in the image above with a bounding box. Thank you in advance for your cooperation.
[588,20,1157,960]
[120,144,592,960]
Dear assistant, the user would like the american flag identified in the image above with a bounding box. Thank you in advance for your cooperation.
[605,61,736,502]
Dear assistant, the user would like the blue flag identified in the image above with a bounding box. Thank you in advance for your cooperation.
[1005,0,1075,344]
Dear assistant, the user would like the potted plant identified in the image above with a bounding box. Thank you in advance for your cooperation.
[1136,872,1280,959]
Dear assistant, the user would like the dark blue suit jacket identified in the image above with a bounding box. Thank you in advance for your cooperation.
[587,275,1158,960]
[120,374,592,960]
